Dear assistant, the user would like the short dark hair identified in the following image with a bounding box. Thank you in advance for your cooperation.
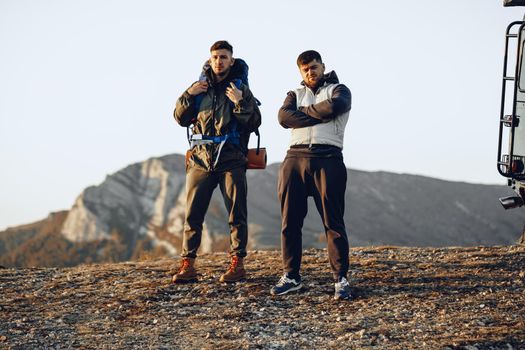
[210,40,233,53]
[297,50,322,66]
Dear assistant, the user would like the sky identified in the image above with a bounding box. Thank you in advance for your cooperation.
[1,0,524,230]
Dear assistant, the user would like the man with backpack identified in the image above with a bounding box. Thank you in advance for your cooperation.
[270,50,352,300]
[172,40,261,283]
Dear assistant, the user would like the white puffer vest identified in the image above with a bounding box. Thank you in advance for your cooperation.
[290,83,350,148]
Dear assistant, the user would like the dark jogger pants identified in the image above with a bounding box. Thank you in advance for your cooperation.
[182,166,248,258]
[278,156,349,280]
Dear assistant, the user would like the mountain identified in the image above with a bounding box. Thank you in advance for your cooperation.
[1,153,524,267]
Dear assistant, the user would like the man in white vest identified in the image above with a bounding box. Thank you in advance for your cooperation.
[270,50,352,300]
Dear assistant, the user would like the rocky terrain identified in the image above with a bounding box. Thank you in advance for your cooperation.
[2,153,525,268]
[1,245,524,349]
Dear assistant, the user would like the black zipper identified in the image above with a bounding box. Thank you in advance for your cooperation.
[209,91,218,171]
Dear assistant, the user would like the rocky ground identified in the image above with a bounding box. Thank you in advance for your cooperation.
[1,246,525,350]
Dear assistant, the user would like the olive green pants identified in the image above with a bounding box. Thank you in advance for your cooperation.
[182,166,248,258]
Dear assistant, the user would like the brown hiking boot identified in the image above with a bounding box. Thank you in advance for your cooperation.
[219,256,246,283]
[172,258,197,283]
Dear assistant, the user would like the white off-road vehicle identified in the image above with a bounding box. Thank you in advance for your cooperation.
[498,0,525,213]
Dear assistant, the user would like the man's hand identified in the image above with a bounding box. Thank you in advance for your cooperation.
[226,82,243,104]
[187,81,208,96]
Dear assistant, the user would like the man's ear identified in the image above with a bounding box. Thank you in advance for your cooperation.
[231,57,235,67]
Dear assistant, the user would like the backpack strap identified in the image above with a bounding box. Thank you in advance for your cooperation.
[254,129,261,155]
[189,132,240,146]
[187,79,247,151]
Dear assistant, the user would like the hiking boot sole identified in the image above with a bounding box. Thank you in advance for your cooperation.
[219,276,247,283]
[271,283,303,296]
[219,272,247,283]
[172,277,198,284]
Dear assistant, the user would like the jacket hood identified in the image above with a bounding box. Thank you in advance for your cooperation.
[323,70,339,85]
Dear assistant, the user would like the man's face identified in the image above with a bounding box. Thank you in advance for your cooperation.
[299,59,325,88]
[210,49,234,78]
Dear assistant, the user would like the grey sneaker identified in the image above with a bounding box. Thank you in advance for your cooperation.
[334,277,352,300]
[270,274,302,295]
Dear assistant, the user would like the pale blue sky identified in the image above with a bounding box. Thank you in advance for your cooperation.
[1,0,524,229]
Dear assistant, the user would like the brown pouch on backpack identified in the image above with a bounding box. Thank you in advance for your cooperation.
[247,147,267,170]
[246,129,266,169]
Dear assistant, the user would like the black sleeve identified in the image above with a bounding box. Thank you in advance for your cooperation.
[278,91,323,129]
[298,84,351,122]
[174,89,198,127]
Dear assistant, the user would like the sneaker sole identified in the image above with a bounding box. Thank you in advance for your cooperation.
[271,283,303,296]
[334,294,352,301]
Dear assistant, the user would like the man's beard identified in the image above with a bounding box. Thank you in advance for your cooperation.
[306,80,319,89]
[212,67,230,81]
[306,76,323,89]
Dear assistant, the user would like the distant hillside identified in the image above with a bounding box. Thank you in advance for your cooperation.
[1,153,524,267]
